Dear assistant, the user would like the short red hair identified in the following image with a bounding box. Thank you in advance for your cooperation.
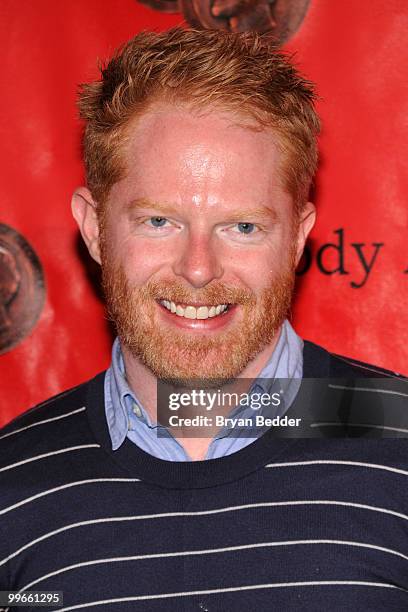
[78,27,320,215]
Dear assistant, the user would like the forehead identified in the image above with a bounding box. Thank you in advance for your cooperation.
[111,102,290,210]
[126,103,281,162]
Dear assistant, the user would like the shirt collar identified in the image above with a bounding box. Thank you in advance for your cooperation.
[105,319,303,450]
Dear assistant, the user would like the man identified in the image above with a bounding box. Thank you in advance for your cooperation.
[0,27,407,611]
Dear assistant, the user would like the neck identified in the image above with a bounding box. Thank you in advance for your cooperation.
[121,326,282,460]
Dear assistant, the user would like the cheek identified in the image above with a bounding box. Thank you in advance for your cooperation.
[104,216,168,275]
[224,254,273,296]
[118,239,170,284]
[224,240,288,282]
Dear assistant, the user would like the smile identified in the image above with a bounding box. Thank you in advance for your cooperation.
[158,300,229,320]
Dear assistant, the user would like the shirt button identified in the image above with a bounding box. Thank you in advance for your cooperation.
[133,403,142,417]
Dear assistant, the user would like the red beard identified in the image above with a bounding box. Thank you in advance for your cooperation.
[101,244,296,386]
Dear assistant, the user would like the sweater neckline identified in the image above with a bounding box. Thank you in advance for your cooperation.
[85,340,329,489]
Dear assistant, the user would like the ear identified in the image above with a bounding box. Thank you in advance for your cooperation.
[71,187,102,264]
[294,202,316,266]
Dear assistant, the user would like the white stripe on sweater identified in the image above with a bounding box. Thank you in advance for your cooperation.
[328,384,408,399]
[3,500,407,566]
[330,354,407,380]
[265,460,408,477]
[0,445,100,474]
[16,539,408,593]
[0,479,141,516]
[49,581,405,611]
[0,408,86,441]
[310,423,408,434]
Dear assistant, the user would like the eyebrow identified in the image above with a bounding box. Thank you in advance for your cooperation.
[125,198,278,222]
[222,207,278,223]
[125,198,180,216]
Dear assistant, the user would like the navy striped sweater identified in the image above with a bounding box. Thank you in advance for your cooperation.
[0,341,407,611]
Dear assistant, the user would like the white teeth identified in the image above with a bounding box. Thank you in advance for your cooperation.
[196,306,209,319]
[184,306,197,319]
[160,300,228,319]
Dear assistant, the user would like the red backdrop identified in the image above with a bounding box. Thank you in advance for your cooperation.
[0,0,407,426]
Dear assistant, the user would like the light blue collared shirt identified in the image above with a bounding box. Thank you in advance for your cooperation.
[104,319,303,460]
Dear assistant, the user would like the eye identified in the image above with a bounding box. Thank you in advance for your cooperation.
[221,221,265,243]
[145,217,168,228]
[236,222,256,234]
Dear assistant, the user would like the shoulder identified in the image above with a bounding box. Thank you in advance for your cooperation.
[329,350,406,379]
[0,373,106,467]
[303,339,407,380]
[300,340,408,438]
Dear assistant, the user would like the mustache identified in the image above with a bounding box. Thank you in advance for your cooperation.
[143,280,256,305]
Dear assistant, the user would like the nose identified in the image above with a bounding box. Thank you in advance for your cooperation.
[172,232,223,288]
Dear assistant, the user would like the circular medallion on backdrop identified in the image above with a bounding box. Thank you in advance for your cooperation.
[138,0,179,11]
[0,223,45,354]
[137,0,310,45]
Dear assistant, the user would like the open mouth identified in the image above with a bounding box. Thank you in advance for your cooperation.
[157,299,231,320]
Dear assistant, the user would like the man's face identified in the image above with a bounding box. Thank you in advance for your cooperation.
[91,104,314,384]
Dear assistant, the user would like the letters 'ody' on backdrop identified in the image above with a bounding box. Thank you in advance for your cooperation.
[0,0,407,425]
